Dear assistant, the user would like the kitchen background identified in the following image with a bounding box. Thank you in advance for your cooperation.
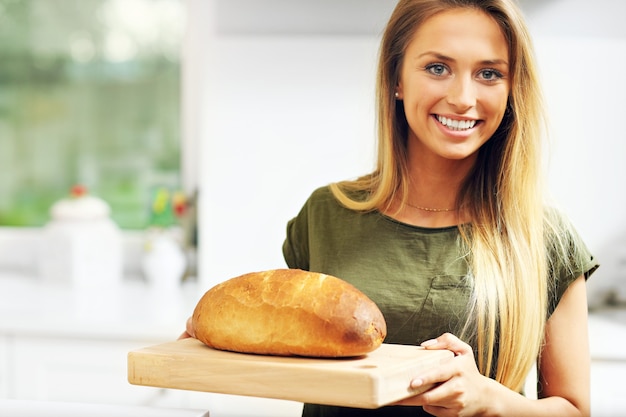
[1,0,625,416]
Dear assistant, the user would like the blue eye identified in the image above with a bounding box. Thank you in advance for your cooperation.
[425,63,448,76]
[479,69,504,81]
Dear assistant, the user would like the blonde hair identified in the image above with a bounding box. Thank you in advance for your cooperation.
[331,0,550,391]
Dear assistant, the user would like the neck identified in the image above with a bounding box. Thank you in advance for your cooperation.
[383,142,477,227]
[404,139,477,210]
[405,164,468,211]
[384,202,461,228]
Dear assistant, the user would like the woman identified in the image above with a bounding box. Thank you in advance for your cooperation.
[281,0,598,416]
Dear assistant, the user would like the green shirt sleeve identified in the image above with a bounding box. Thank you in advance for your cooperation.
[283,198,310,271]
[546,211,599,317]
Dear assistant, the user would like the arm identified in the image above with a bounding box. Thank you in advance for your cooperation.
[395,275,590,417]
[536,274,590,415]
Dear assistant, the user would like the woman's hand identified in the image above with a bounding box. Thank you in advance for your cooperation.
[395,333,500,417]
[177,316,195,340]
[396,277,591,417]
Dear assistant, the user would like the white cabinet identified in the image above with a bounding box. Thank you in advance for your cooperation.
[591,361,626,416]
[10,335,165,405]
[588,314,626,417]
[175,391,302,417]
[0,275,303,416]
[6,333,302,415]
[0,275,195,407]
[0,335,9,398]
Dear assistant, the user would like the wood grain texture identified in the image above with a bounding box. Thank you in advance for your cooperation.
[128,338,453,409]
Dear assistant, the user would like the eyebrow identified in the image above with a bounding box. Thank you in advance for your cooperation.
[416,51,509,67]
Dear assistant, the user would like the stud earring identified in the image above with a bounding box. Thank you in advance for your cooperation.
[394,92,400,99]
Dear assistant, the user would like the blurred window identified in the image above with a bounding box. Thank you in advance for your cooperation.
[0,0,185,229]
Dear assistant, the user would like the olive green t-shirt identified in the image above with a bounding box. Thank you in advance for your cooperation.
[282,186,598,417]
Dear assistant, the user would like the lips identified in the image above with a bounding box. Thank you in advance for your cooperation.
[435,115,477,131]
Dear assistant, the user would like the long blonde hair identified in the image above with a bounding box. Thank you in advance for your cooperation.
[331,0,548,391]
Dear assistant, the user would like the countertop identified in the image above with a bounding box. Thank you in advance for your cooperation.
[0,272,202,341]
[0,400,210,417]
[588,307,626,361]
[0,273,304,417]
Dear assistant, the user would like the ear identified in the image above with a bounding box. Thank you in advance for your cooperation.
[395,83,404,100]
[393,81,404,100]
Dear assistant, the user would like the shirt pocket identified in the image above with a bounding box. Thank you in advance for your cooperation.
[384,274,472,345]
[415,274,472,342]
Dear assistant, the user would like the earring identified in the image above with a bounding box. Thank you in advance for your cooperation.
[394,92,400,99]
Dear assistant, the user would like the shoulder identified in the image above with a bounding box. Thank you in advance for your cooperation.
[287,185,343,229]
[543,205,599,315]
[293,186,336,217]
[307,185,334,203]
[283,184,365,270]
[543,206,592,263]
[303,184,368,211]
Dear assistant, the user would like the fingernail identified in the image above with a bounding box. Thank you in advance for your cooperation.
[421,339,437,347]
[411,378,424,388]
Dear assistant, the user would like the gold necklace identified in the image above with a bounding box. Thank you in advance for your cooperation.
[404,202,456,213]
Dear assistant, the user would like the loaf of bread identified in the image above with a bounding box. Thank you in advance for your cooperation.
[192,269,387,357]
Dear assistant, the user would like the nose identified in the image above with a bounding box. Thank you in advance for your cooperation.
[446,75,476,111]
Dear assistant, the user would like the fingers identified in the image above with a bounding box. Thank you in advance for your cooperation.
[422,404,451,417]
[177,316,195,340]
[186,316,195,337]
[409,333,476,391]
[394,381,447,408]
[410,359,456,390]
[395,334,488,414]
[420,332,473,357]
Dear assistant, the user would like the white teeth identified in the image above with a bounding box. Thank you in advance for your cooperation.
[437,116,476,131]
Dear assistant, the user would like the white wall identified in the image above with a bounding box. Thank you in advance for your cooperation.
[524,0,626,303]
[195,0,626,295]
[199,36,379,288]
[193,0,397,289]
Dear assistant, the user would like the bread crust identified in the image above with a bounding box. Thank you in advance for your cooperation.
[192,269,387,357]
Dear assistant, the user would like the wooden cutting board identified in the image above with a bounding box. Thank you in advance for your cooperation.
[128,338,453,409]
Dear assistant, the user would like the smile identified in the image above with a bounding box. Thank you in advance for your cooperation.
[436,115,477,131]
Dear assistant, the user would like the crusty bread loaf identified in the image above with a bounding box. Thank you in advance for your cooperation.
[192,269,387,357]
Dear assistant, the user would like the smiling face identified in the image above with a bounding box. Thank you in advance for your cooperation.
[396,8,510,165]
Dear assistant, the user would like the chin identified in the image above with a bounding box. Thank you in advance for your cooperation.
[439,148,480,162]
